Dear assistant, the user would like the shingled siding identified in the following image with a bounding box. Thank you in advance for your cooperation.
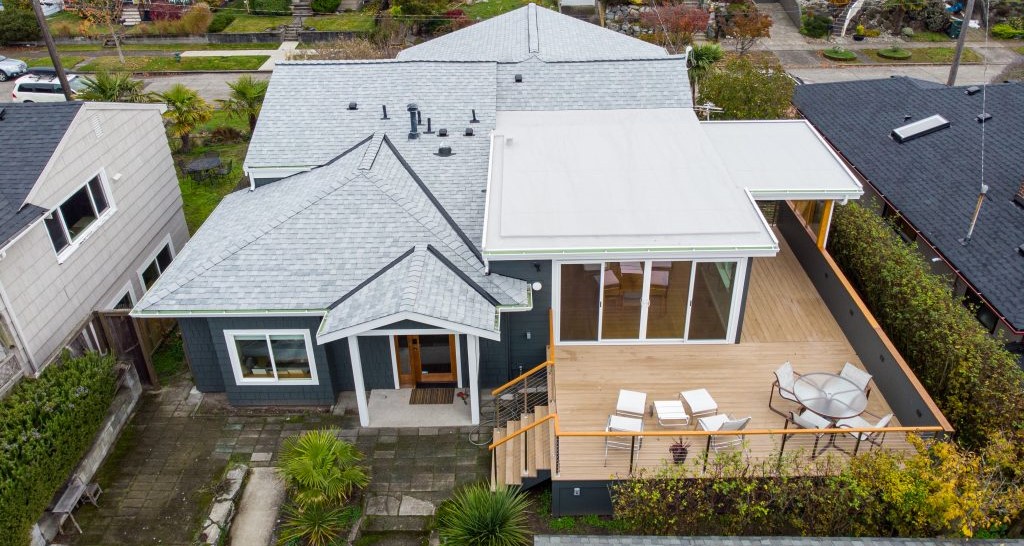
[179,318,224,392]
[358,336,394,390]
[485,260,552,386]
[325,338,356,393]
[206,316,336,406]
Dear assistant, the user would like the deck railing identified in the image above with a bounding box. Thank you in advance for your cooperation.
[489,309,556,431]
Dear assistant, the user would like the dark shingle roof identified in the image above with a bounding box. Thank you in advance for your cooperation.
[0,102,82,247]
[793,78,1024,332]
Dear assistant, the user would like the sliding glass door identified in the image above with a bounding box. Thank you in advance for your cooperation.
[557,260,741,343]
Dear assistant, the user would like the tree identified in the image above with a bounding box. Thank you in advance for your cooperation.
[722,3,772,54]
[390,0,447,34]
[698,56,794,119]
[217,75,268,134]
[640,4,709,52]
[78,72,151,103]
[156,84,213,153]
[0,9,40,46]
[883,0,927,32]
[687,43,724,101]
[74,0,126,63]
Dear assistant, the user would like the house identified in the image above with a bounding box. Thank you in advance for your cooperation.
[0,102,189,394]
[793,78,1024,361]
[133,4,950,514]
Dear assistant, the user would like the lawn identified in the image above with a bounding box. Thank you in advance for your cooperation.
[863,47,981,63]
[26,56,85,68]
[1016,46,1024,55]
[304,13,376,32]
[222,14,294,32]
[908,30,952,42]
[57,42,280,52]
[174,110,250,232]
[46,10,84,25]
[463,0,556,19]
[77,55,269,72]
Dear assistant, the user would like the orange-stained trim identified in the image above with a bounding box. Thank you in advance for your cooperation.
[817,200,834,249]
[491,360,553,396]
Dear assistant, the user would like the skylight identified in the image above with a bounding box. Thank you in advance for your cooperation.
[891,114,950,143]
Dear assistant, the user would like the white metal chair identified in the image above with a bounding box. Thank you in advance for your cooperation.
[604,414,644,466]
[769,361,802,417]
[785,409,832,458]
[840,362,873,399]
[616,389,647,419]
[835,411,893,455]
[698,414,751,451]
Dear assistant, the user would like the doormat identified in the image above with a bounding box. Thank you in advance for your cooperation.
[409,388,456,405]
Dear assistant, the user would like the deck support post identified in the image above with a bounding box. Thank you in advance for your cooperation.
[703,436,712,473]
[348,336,369,427]
[468,334,480,425]
[778,420,790,466]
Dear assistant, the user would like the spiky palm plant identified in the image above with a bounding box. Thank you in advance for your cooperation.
[436,484,532,546]
[278,429,369,508]
[156,84,212,153]
[277,503,359,546]
[78,72,151,103]
[688,43,725,102]
[218,75,269,134]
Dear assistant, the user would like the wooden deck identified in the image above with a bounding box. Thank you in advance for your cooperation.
[550,235,905,480]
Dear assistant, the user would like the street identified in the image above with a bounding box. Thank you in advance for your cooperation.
[0,72,269,103]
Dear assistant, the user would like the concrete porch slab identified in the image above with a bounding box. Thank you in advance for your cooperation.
[365,389,472,428]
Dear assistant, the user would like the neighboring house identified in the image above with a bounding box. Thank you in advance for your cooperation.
[793,78,1024,361]
[133,4,950,514]
[0,102,189,394]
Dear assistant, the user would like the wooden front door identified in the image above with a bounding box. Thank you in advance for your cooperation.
[395,334,457,388]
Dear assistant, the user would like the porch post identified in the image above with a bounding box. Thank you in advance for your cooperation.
[468,334,480,425]
[817,200,835,249]
[348,336,369,427]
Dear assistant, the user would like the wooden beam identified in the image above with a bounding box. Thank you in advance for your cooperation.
[817,200,835,250]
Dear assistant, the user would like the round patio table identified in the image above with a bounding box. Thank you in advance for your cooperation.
[793,372,868,420]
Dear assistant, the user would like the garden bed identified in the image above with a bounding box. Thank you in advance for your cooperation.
[863,46,981,63]
[222,14,293,33]
[822,47,859,62]
[304,13,375,32]
[77,55,269,72]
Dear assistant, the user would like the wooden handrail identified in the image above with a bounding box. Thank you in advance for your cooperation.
[491,360,553,396]
[489,413,559,450]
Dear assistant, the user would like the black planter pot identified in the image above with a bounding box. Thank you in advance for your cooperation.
[670,444,690,464]
[853,34,866,41]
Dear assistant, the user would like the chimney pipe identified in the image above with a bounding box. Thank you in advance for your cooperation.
[470,109,479,124]
[417,110,422,126]
[425,117,434,134]
[382,105,389,119]
[408,104,419,140]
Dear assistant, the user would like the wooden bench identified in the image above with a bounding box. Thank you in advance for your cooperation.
[52,477,102,535]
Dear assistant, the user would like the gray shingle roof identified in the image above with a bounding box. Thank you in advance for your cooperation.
[397,3,667,62]
[793,78,1024,332]
[0,102,82,247]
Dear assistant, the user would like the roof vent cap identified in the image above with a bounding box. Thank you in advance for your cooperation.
[464,127,474,137]
[348,102,357,110]
[436,146,453,157]
[891,114,950,143]
[438,128,448,137]
[514,74,523,83]
[976,112,992,123]
[965,86,982,95]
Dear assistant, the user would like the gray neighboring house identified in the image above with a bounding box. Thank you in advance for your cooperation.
[0,102,189,394]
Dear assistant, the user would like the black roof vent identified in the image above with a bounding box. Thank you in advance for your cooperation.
[965,86,982,95]
[0,107,5,121]
[348,102,357,110]
[438,128,448,137]
[470,109,479,123]
[464,127,474,137]
[381,105,389,119]
[514,74,523,83]
[424,118,434,134]
[891,114,950,143]
[903,114,912,121]
[436,146,453,157]
[976,112,992,123]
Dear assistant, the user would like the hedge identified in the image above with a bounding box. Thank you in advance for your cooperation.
[0,352,117,546]
[827,202,1024,451]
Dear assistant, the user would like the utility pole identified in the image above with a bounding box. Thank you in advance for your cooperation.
[947,0,976,86]
[30,0,74,101]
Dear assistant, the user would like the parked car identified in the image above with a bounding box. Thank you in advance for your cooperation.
[0,55,28,82]
[11,74,89,103]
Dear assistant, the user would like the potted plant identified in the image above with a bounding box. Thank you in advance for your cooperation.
[853,24,866,40]
[669,438,692,464]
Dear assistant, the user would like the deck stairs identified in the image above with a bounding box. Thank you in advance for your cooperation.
[489,361,556,490]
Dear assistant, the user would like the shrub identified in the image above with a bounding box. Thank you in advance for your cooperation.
[277,503,359,546]
[287,38,390,60]
[877,46,912,59]
[278,429,369,508]
[828,202,1024,451]
[436,484,532,546]
[901,26,915,37]
[178,3,213,35]
[992,22,1024,38]
[699,56,794,119]
[207,11,236,33]
[252,0,291,16]
[640,5,709,49]
[823,46,858,60]
[800,13,831,38]
[311,0,341,13]
[0,352,118,544]
[920,2,950,32]
[721,2,772,54]
[0,9,41,45]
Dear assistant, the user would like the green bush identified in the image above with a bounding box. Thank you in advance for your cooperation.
[311,0,341,14]
[252,0,292,16]
[207,10,236,33]
[0,9,41,45]
[277,503,359,546]
[877,46,912,59]
[278,429,369,508]
[823,46,858,60]
[992,22,1024,39]
[0,352,117,545]
[436,484,532,546]
[828,202,1024,451]
[699,56,795,120]
[800,13,832,38]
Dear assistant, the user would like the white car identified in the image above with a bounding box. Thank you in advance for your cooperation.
[0,55,28,82]
[11,73,89,103]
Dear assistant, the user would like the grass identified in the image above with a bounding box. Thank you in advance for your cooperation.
[462,0,556,19]
[173,111,250,232]
[304,13,376,32]
[1016,46,1024,55]
[863,47,982,63]
[46,10,85,25]
[151,330,187,382]
[26,56,85,68]
[908,30,952,42]
[77,55,269,72]
[56,42,280,52]
[222,14,294,32]
[822,47,859,62]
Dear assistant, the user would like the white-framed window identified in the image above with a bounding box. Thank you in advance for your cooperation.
[44,172,114,261]
[139,235,175,290]
[108,281,137,311]
[224,329,319,386]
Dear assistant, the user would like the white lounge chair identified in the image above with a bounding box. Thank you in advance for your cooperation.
[616,389,647,419]
[786,409,832,458]
[769,361,802,417]
[604,414,644,466]
[840,362,873,399]
[698,414,751,451]
[835,411,893,455]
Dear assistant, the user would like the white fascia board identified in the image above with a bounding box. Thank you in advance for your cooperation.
[130,308,327,319]
[749,189,864,201]
[484,245,779,262]
[243,165,316,180]
[316,311,502,345]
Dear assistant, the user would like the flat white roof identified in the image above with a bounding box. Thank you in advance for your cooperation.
[483,108,779,259]
[700,120,863,201]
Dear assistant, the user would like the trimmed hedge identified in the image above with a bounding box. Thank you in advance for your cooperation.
[0,352,117,545]
[828,202,1024,451]
[311,0,341,13]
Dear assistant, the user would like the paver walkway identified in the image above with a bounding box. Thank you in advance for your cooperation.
[64,377,489,545]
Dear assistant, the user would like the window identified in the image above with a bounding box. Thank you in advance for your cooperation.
[44,175,112,255]
[225,330,318,385]
[141,243,174,289]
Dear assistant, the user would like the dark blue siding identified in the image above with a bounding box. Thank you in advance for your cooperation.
[179,318,223,392]
[325,338,356,393]
[358,336,394,389]
[486,260,552,387]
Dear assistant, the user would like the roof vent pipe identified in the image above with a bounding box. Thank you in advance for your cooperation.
[438,128,448,137]
[470,109,479,123]
[348,102,357,110]
[514,74,523,83]
[436,146,453,157]
[417,110,423,126]
[464,127,474,136]
[382,105,389,119]
[425,117,434,134]
[408,104,419,140]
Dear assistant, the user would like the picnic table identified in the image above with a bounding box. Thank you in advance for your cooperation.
[184,156,223,181]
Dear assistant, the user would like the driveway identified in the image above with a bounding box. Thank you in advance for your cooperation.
[0,72,269,103]
[788,63,1007,85]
